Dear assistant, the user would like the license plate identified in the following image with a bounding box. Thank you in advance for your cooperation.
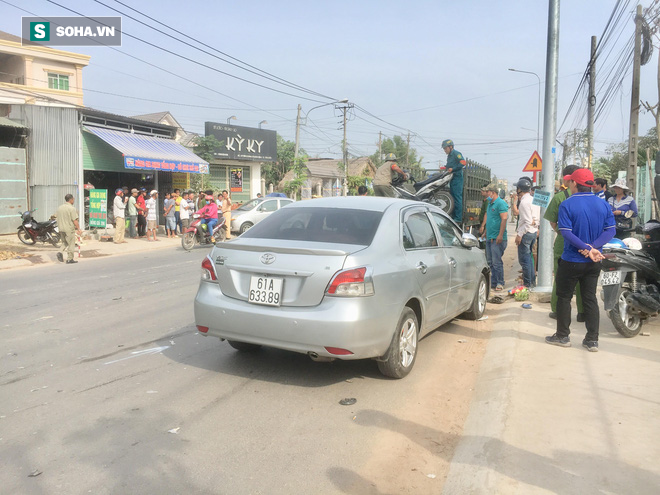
[248,276,283,306]
[600,271,621,286]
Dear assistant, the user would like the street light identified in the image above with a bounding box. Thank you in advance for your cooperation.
[227,115,237,124]
[258,120,267,129]
[509,68,541,153]
[293,98,350,184]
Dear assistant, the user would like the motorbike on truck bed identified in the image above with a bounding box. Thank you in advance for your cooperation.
[600,220,660,337]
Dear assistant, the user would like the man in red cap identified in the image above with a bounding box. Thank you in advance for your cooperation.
[545,168,615,352]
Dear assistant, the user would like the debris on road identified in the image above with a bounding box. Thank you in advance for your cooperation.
[458,339,468,343]
[112,296,123,301]
[522,303,532,309]
[426,474,436,479]
[641,332,651,336]
[339,398,356,405]
[28,470,42,477]
[168,427,180,434]
[477,315,489,321]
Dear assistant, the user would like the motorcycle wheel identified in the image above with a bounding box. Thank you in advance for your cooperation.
[17,227,36,245]
[430,190,455,216]
[49,231,62,248]
[213,225,226,243]
[181,232,196,251]
[609,288,643,338]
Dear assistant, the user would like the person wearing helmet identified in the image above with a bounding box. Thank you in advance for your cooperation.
[442,139,467,223]
[194,194,219,238]
[373,153,407,197]
[514,176,540,288]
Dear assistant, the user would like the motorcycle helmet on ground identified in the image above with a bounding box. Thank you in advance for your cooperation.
[514,176,533,192]
[385,153,397,161]
[441,139,454,148]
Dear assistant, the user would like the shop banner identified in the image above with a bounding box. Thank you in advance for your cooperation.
[172,172,190,191]
[89,189,107,228]
[205,122,277,162]
[230,168,243,192]
[124,156,209,174]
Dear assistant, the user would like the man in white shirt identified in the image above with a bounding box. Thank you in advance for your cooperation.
[145,190,159,242]
[179,191,191,231]
[514,177,540,288]
[113,188,127,244]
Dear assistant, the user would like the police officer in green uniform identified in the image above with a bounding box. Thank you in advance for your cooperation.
[373,153,407,197]
[543,165,584,320]
[442,139,466,223]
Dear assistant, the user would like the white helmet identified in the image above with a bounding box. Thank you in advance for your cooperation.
[622,237,642,250]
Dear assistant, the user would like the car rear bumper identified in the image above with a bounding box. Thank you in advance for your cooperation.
[194,281,399,359]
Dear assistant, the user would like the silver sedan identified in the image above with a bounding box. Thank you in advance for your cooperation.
[194,197,489,378]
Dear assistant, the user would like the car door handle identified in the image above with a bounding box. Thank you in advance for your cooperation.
[448,257,457,268]
[416,262,428,274]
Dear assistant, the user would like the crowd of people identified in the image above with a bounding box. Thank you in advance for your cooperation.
[111,187,234,243]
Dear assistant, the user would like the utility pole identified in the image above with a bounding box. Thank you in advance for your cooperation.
[537,0,560,292]
[572,129,577,166]
[627,4,643,194]
[406,133,410,168]
[293,103,301,176]
[378,131,382,162]
[336,102,353,195]
[587,35,597,169]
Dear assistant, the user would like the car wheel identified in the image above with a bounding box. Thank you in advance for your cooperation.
[239,222,253,234]
[227,340,262,352]
[462,273,487,320]
[377,307,418,379]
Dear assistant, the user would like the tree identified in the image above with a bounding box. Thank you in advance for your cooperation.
[594,127,657,183]
[262,135,307,189]
[191,135,223,192]
[369,135,426,180]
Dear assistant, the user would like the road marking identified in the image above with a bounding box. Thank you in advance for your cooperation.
[104,345,170,365]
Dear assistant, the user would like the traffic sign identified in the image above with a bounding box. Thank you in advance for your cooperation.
[523,151,542,172]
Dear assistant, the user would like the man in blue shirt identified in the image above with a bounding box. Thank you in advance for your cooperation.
[546,168,615,352]
[484,183,508,291]
[442,139,466,224]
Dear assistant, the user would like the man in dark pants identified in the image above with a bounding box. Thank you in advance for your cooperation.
[545,168,615,352]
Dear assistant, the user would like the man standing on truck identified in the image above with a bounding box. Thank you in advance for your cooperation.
[373,153,407,197]
[442,139,466,224]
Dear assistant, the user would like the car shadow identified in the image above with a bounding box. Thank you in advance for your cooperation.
[161,323,389,387]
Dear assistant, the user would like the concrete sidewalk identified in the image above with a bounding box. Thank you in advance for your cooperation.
[0,231,183,270]
[443,226,660,494]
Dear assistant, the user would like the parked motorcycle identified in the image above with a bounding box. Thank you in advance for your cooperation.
[391,170,456,216]
[17,209,61,247]
[601,220,660,337]
[181,214,227,251]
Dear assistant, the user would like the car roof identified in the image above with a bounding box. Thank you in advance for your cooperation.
[285,196,421,212]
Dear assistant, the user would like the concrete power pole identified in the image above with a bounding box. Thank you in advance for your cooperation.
[627,4,643,194]
[378,131,382,162]
[293,104,301,171]
[537,0,560,292]
[406,133,410,168]
[587,35,597,169]
[341,105,348,196]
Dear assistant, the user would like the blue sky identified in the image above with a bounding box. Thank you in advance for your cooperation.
[2,0,658,185]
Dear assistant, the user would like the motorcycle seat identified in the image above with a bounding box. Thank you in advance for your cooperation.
[36,220,56,228]
[413,172,448,192]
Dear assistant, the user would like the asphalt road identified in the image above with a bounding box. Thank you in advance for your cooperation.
[0,247,489,494]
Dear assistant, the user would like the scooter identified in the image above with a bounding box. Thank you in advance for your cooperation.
[181,214,227,251]
[391,170,456,216]
[17,209,61,247]
[600,219,660,337]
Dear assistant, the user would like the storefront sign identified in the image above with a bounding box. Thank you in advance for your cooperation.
[532,189,552,209]
[230,168,243,192]
[172,172,190,191]
[124,156,209,174]
[89,189,107,228]
[205,122,277,162]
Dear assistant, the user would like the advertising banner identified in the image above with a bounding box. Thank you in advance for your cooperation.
[230,168,243,192]
[124,156,209,174]
[89,189,107,228]
[172,173,190,191]
[205,122,277,162]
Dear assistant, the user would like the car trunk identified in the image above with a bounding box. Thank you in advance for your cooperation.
[212,239,364,307]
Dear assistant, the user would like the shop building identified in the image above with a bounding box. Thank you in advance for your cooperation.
[205,122,276,202]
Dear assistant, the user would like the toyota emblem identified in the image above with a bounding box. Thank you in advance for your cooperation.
[260,253,276,265]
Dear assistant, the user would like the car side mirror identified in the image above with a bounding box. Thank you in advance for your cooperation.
[461,232,479,248]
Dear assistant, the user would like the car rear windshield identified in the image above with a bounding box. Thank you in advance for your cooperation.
[239,207,383,245]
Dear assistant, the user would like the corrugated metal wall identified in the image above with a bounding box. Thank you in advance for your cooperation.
[21,106,80,218]
[0,147,28,234]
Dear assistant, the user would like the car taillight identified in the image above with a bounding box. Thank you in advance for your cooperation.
[326,267,374,297]
[201,257,217,281]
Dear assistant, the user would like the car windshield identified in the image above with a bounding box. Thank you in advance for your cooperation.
[236,198,263,211]
[240,207,383,245]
